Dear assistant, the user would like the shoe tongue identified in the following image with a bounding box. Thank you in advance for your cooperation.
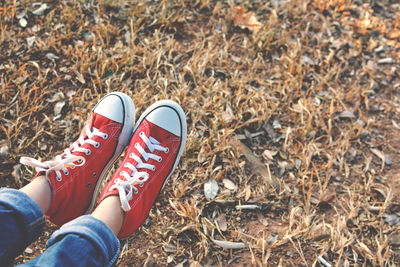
[82,112,114,139]
[145,119,176,142]
[91,112,113,128]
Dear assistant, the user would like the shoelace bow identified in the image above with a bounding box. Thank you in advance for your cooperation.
[20,125,108,181]
[111,132,168,212]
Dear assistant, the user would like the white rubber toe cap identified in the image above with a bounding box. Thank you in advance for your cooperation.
[94,94,124,123]
[146,106,182,137]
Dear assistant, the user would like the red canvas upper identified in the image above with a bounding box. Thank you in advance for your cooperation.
[35,112,123,226]
[99,119,182,238]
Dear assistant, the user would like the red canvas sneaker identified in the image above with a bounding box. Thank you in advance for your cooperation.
[20,92,135,226]
[98,100,187,238]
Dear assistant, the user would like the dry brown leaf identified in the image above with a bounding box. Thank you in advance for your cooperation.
[237,140,281,191]
[233,7,262,33]
[216,214,227,231]
[262,149,276,160]
[370,148,386,169]
[222,178,237,191]
[256,211,268,226]
[211,239,246,249]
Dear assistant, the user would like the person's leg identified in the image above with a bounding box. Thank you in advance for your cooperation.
[19,92,135,227]
[0,173,54,264]
[0,92,134,265]
[0,187,45,265]
[19,175,51,214]
[19,198,123,267]
[91,196,124,236]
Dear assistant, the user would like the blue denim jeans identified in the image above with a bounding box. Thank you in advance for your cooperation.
[0,188,120,266]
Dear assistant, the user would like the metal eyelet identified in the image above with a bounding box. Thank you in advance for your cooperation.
[157,157,162,162]
[133,187,139,194]
[77,159,83,163]
[120,171,124,176]
[135,143,139,148]
[129,153,134,158]
[71,166,75,170]
[139,183,144,188]
[164,147,169,154]
[102,134,108,140]
[85,149,92,155]
[56,176,62,182]
[152,166,156,171]
[94,142,100,148]
[124,163,128,167]
[92,172,97,178]
[64,170,69,175]
[139,132,144,136]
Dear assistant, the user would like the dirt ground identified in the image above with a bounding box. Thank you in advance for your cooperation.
[1,0,400,266]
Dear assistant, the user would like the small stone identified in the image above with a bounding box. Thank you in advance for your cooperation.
[19,18,27,27]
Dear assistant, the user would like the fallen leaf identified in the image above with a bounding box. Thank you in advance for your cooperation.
[370,148,386,169]
[256,211,268,226]
[221,111,234,123]
[392,120,400,130]
[222,178,237,191]
[54,101,66,116]
[237,140,281,191]
[46,53,59,60]
[339,110,356,120]
[74,70,85,84]
[211,239,246,249]
[0,145,8,161]
[32,3,49,16]
[47,92,65,103]
[204,179,219,200]
[233,7,262,33]
[262,149,276,160]
[302,55,315,65]
[27,36,36,48]
[216,214,227,231]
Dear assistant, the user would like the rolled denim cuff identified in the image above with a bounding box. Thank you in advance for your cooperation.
[48,215,120,267]
[0,188,45,244]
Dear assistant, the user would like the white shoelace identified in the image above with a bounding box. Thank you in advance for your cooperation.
[111,132,169,212]
[20,125,108,181]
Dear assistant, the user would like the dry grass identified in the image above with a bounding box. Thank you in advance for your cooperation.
[1,0,400,266]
